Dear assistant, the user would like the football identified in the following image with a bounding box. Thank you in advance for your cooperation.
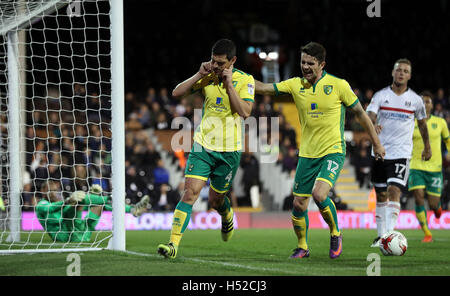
[379,231,408,256]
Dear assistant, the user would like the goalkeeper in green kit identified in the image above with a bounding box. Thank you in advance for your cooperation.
[35,181,149,242]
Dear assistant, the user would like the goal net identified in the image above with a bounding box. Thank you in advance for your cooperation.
[0,0,125,253]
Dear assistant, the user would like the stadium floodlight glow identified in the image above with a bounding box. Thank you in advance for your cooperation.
[0,0,125,254]
[258,52,267,59]
[268,52,278,60]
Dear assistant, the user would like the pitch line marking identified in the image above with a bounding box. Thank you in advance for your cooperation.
[125,250,300,275]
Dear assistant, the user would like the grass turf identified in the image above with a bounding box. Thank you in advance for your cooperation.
[1,228,450,276]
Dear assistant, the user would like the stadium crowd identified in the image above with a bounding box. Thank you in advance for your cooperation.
[5,78,448,214]
[13,80,450,213]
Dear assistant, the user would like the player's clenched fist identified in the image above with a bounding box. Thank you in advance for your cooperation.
[198,61,212,77]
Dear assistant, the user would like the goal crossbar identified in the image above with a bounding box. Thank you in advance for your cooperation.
[0,0,69,36]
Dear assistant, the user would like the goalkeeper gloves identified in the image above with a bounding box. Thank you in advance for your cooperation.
[67,191,86,204]
[90,184,103,195]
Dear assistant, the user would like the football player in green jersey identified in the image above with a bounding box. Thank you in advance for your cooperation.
[36,181,149,243]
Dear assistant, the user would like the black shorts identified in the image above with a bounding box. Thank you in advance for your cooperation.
[371,157,410,191]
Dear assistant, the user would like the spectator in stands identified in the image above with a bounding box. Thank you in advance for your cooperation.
[354,140,372,189]
[433,102,446,118]
[136,103,152,128]
[129,142,147,166]
[278,115,297,148]
[87,92,101,123]
[352,87,364,104]
[153,158,170,186]
[48,152,62,181]
[88,124,102,152]
[126,165,147,204]
[159,87,173,108]
[144,141,161,168]
[174,97,187,117]
[240,152,260,206]
[73,164,89,192]
[99,93,112,122]
[363,88,374,104]
[155,112,170,130]
[21,172,34,211]
[73,83,87,111]
[125,91,138,119]
[184,103,194,125]
[145,87,157,105]
[30,141,49,190]
[48,112,61,138]
[151,183,180,212]
[435,88,448,109]
[282,147,298,177]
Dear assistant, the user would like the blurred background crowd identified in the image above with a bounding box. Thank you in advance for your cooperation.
[1,0,449,213]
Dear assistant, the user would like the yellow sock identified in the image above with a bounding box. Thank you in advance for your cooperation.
[292,210,309,250]
[318,197,341,236]
[415,205,432,237]
[169,201,192,246]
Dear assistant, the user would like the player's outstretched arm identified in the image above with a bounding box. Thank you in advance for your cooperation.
[417,118,432,160]
[172,61,211,98]
[255,79,276,95]
[351,102,385,160]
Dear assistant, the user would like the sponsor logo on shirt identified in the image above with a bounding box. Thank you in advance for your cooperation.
[308,103,323,118]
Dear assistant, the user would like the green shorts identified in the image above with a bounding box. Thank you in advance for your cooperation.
[185,142,241,194]
[293,153,345,197]
[408,169,443,197]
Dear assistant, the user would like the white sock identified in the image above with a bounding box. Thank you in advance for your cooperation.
[375,202,387,238]
[386,201,401,232]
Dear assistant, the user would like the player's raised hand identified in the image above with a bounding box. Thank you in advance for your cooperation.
[222,64,234,86]
[198,61,212,77]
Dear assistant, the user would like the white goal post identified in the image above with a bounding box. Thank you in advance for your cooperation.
[0,0,125,253]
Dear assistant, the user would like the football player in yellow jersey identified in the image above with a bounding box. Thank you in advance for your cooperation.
[158,39,255,259]
[256,42,385,259]
[408,91,450,242]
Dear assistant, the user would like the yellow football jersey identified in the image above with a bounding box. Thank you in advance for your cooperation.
[191,68,255,152]
[410,115,450,172]
[274,71,358,158]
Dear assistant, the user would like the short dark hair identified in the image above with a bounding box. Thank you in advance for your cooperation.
[212,39,236,61]
[301,42,326,63]
[420,90,433,100]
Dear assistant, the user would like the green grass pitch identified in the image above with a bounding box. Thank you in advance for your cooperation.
[1,228,450,276]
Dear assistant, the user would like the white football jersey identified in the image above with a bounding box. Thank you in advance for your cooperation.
[366,86,426,159]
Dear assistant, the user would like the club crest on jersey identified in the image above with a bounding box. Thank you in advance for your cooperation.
[311,103,318,110]
[323,85,333,95]
[216,97,223,105]
[432,123,438,129]
[405,101,411,107]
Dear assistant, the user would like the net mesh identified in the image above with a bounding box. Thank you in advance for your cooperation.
[0,0,113,251]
